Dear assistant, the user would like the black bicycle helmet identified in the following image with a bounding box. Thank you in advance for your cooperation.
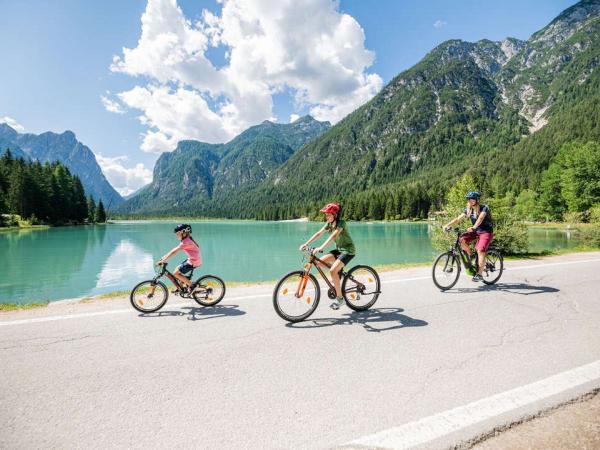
[174,223,192,233]
[465,191,481,200]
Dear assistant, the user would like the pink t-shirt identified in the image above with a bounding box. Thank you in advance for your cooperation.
[178,237,202,267]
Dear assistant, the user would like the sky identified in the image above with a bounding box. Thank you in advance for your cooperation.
[0,0,577,196]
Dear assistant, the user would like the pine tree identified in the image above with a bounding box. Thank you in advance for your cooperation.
[87,196,97,223]
[72,177,88,222]
[96,200,107,223]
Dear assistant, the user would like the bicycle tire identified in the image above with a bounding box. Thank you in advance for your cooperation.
[481,249,504,285]
[192,275,226,306]
[273,271,320,322]
[342,265,381,311]
[432,252,461,291]
[130,280,169,313]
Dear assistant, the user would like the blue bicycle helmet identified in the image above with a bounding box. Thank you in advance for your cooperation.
[465,191,481,200]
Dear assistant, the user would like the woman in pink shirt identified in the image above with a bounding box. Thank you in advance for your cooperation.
[157,223,202,292]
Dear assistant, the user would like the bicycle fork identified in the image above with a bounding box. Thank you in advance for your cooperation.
[295,264,312,298]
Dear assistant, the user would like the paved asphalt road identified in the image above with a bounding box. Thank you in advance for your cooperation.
[2,252,600,449]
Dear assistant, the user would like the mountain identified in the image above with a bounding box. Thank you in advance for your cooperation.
[0,124,123,207]
[216,0,600,219]
[118,115,330,215]
[117,0,600,220]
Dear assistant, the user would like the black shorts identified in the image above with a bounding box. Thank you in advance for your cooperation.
[329,250,355,266]
[177,259,194,274]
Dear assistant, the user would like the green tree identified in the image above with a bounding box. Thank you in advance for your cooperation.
[514,189,539,221]
[72,177,88,222]
[538,164,566,221]
[87,196,97,223]
[96,200,107,223]
[559,142,600,213]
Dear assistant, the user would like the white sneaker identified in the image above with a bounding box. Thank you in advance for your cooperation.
[330,297,344,310]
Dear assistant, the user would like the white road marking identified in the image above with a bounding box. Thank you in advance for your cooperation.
[0,293,270,327]
[345,359,600,449]
[1,258,599,327]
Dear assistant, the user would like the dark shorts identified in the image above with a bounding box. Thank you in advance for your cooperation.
[176,259,195,274]
[329,249,355,266]
[460,231,494,252]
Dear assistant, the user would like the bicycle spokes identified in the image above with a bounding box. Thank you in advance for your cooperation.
[130,281,168,313]
[343,266,380,310]
[274,272,319,321]
[192,275,226,306]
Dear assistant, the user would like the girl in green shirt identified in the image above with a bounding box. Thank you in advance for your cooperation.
[299,203,356,310]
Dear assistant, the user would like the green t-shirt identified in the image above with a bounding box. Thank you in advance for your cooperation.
[325,219,356,255]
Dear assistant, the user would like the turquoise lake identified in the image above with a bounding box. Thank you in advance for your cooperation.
[0,221,579,304]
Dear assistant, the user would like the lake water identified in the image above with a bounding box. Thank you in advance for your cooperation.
[0,221,579,304]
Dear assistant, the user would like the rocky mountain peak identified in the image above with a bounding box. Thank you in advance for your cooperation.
[0,122,18,138]
[531,0,600,46]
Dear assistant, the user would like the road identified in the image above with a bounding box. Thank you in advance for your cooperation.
[2,252,600,449]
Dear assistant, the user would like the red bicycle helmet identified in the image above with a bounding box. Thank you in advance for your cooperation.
[320,203,340,214]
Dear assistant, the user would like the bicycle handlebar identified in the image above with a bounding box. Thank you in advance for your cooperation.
[443,227,462,234]
[302,247,323,255]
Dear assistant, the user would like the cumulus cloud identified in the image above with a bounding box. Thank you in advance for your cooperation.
[0,116,25,132]
[101,96,126,114]
[433,19,447,29]
[95,153,153,196]
[289,113,300,123]
[108,0,382,152]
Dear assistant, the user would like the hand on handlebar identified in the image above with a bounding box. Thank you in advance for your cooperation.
[299,243,308,251]
[156,259,166,266]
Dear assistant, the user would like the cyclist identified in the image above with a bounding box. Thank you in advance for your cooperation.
[443,191,493,282]
[299,203,356,309]
[156,223,202,292]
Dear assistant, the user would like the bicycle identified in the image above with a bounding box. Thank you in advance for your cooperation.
[432,228,504,291]
[130,262,226,313]
[273,248,381,322]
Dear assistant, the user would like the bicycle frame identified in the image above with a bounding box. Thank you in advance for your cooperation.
[295,249,363,298]
[447,229,478,272]
[153,263,201,297]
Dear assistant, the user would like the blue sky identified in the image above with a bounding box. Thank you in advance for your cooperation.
[0,0,576,195]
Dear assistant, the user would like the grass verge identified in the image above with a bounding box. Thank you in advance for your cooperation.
[0,302,49,311]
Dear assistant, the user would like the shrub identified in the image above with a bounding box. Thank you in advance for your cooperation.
[563,211,582,225]
[589,204,600,224]
[581,224,600,248]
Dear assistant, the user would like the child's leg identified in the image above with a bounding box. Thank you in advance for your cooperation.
[316,253,335,270]
[173,267,192,288]
[330,259,345,298]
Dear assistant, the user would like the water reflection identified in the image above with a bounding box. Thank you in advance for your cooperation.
[95,239,154,290]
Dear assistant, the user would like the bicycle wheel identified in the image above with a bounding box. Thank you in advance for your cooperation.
[273,271,320,322]
[343,265,381,311]
[432,252,461,291]
[481,249,504,285]
[192,275,226,306]
[130,280,168,313]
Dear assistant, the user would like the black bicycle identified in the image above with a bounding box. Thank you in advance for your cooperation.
[273,248,381,322]
[130,262,226,313]
[432,228,503,291]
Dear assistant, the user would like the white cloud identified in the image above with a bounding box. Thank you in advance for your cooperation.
[95,153,153,196]
[108,0,382,153]
[0,116,25,133]
[289,113,300,123]
[101,96,126,114]
[433,19,447,29]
